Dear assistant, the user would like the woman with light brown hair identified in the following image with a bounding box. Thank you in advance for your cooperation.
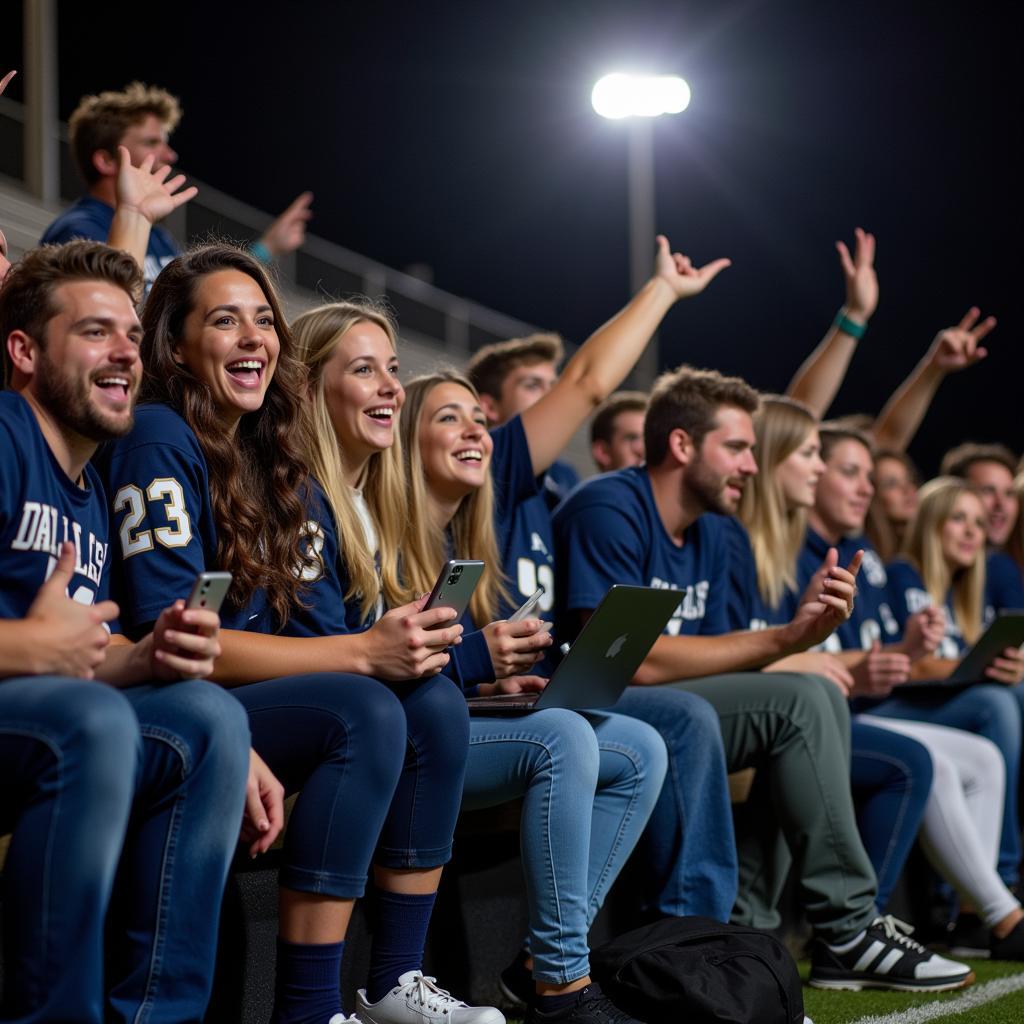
[397,368,668,1024]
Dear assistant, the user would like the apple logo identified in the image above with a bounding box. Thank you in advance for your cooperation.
[605,634,628,658]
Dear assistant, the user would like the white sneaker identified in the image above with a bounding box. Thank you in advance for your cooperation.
[357,971,505,1024]
[329,1016,362,1024]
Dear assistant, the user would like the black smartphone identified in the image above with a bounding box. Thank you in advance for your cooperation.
[422,560,485,625]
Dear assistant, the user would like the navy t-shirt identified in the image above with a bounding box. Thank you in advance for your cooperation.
[41,196,179,292]
[986,551,1024,620]
[720,516,788,631]
[552,466,730,637]
[490,416,555,620]
[542,459,581,512]
[0,392,113,621]
[796,528,899,652]
[100,403,348,638]
[885,558,965,658]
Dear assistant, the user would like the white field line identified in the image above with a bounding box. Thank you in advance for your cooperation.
[845,973,1024,1024]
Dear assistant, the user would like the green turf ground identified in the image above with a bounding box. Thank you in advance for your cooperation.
[507,960,1024,1024]
[800,958,1024,1024]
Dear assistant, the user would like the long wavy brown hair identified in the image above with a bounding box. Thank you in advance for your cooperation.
[139,244,313,626]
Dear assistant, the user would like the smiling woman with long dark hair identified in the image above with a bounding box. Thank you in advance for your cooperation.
[101,244,493,1024]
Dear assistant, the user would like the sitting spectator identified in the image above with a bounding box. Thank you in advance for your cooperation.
[874,477,1024,957]
[590,390,647,471]
[867,450,919,563]
[467,331,581,510]
[0,240,256,1021]
[941,442,1024,613]
[553,365,972,992]
[41,82,312,289]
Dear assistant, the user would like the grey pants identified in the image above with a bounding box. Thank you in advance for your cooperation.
[672,672,878,943]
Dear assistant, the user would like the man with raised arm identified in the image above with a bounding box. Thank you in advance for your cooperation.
[0,240,276,1022]
[41,82,312,289]
[553,364,973,993]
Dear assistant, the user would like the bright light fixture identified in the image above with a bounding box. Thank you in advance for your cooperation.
[591,73,691,119]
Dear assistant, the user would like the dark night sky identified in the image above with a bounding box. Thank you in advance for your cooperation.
[3,1,1021,473]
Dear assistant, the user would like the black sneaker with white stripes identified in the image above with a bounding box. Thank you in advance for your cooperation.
[809,915,975,992]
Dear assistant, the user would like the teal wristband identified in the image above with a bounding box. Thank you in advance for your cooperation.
[249,240,272,265]
[833,309,867,341]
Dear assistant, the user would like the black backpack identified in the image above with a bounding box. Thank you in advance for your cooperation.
[591,916,805,1024]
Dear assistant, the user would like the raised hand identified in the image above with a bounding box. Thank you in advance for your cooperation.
[653,234,731,300]
[482,618,553,679]
[926,307,996,374]
[836,226,878,323]
[115,146,198,225]
[361,596,463,680]
[985,645,1024,686]
[240,749,285,857]
[25,542,117,678]
[850,640,911,697]
[787,547,863,650]
[476,675,549,698]
[149,600,222,681]
[900,606,946,661]
[259,191,314,258]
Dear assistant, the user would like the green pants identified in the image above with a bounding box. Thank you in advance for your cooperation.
[673,671,878,943]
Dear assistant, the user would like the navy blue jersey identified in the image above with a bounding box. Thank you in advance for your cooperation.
[0,392,113,620]
[552,466,729,636]
[797,528,899,651]
[720,516,790,631]
[542,459,581,512]
[100,403,348,638]
[885,558,965,658]
[41,197,179,293]
[986,551,1024,619]
[490,416,555,620]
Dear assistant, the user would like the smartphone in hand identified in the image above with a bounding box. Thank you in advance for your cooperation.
[186,571,232,614]
[423,560,485,626]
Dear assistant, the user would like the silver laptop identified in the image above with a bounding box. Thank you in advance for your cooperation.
[466,585,681,713]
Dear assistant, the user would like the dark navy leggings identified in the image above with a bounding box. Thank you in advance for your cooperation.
[233,672,469,898]
[850,717,934,911]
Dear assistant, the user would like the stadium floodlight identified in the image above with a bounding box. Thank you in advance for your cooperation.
[591,71,691,387]
[591,73,691,120]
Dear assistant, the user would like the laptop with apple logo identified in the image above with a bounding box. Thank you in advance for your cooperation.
[466,584,682,713]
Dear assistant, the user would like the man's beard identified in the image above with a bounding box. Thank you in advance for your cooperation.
[686,455,741,516]
[35,350,135,442]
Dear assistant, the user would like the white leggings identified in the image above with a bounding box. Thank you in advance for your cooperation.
[858,714,1021,928]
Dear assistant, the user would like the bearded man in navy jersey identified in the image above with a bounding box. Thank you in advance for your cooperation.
[0,241,276,1023]
[553,364,973,993]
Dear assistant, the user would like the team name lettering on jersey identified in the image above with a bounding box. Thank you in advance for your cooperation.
[651,575,709,634]
[11,500,107,585]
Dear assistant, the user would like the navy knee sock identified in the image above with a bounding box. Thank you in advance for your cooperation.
[366,890,438,1003]
[271,937,345,1024]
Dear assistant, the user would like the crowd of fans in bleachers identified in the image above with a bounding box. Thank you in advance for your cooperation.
[3,72,1024,1024]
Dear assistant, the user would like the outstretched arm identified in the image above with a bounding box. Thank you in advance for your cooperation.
[520,235,730,475]
[873,307,995,452]
[787,227,878,418]
[107,146,198,272]
[256,191,314,259]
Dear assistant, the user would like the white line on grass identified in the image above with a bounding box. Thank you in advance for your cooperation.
[846,973,1024,1024]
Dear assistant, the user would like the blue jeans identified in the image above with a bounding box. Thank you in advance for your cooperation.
[0,676,250,1024]
[850,717,934,911]
[461,709,667,984]
[234,673,469,897]
[869,684,1022,886]
[612,687,737,921]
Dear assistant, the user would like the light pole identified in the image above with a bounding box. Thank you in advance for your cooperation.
[592,73,690,386]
